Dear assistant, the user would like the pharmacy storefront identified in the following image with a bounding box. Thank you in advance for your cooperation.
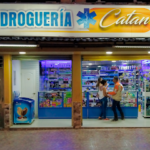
[1,4,150,129]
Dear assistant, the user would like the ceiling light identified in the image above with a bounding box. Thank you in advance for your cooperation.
[0,44,38,47]
[112,61,116,62]
[98,66,101,67]
[19,52,26,54]
[148,51,150,54]
[106,51,113,54]
[114,46,150,48]
[86,66,89,67]
[89,63,92,65]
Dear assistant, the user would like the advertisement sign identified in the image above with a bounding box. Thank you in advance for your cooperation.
[0,4,150,37]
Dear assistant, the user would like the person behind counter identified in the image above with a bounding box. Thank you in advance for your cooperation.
[107,77,124,121]
[98,80,109,120]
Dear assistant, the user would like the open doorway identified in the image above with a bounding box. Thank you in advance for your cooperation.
[82,60,150,127]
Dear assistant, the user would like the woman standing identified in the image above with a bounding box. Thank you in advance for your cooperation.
[96,77,102,97]
[98,80,109,120]
[96,77,102,106]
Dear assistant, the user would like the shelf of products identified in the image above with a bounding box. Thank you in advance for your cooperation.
[39,92,63,108]
[82,91,138,108]
[38,60,72,119]
[40,60,72,91]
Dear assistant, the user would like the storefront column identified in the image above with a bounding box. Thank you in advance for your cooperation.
[72,54,82,128]
[3,55,12,128]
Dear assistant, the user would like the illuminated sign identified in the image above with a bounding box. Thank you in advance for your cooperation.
[0,4,150,37]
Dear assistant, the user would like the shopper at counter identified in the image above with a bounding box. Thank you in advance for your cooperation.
[107,77,124,121]
[96,77,102,97]
[98,80,109,120]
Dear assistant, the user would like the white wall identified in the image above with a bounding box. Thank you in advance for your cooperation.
[12,60,21,96]
[21,60,39,118]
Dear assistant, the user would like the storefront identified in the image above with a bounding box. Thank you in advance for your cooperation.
[1,4,150,128]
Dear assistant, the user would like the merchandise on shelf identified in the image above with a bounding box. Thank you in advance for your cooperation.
[40,60,72,91]
[120,91,137,107]
[39,92,63,108]
[64,92,72,107]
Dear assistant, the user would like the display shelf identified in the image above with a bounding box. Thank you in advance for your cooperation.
[100,74,118,76]
[82,85,96,87]
[49,88,72,90]
[38,91,72,118]
[82,91,138,119]
[100,70,118,72]
[82,74,100,76]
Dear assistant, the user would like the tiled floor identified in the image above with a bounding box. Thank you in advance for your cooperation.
[1,129,150,150]
[11,113,150,128]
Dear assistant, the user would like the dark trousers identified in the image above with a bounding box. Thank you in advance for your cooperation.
[100,97,107,119]
[112,99,124,120]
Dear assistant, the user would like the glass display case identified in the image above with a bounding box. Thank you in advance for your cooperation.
[38,60,72,119]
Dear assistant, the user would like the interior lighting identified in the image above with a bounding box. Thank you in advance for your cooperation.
[106,51,113,54]
[114,46,150,48]
[112,61,116,62]
[98,66,101,67]
[89,63,92,65]
[19,52,26,54]
[86,66,89,67]
[0,44,38,47]
[148,51,150,54]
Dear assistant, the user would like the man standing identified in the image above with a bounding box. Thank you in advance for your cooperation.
[107,77,124,121]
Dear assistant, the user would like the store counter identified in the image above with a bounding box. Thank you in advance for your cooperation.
[38,91,72,119]
[82,91,138,119]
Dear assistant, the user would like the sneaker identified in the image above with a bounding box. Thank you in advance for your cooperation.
[103,118,109,120]
[98,117,103,120]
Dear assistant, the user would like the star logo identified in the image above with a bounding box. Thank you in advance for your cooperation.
[77,8,97,28]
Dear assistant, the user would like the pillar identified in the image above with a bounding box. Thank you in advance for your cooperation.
[72,54,82,128]
[3,55,12,128]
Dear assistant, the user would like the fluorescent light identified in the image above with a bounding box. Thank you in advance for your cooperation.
[89,63,92,65]
[112,61,116,62]
[86,66,89,67]
[0,44,38,47]
[106,51,113,54]
[98,66,101,67]
[148,51,150,54]
[19,52,26,54]
[114,46,150,48]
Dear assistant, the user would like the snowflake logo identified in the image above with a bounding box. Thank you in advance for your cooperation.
[77,8,97,28]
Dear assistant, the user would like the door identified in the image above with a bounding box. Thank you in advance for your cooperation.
[21,70,36,100]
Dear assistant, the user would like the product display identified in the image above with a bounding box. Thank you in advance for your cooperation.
[38,60,72,119]
[81,60,141,118]
[40,60,72,91]
[39,92,63,108]
[64,92,72,107]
